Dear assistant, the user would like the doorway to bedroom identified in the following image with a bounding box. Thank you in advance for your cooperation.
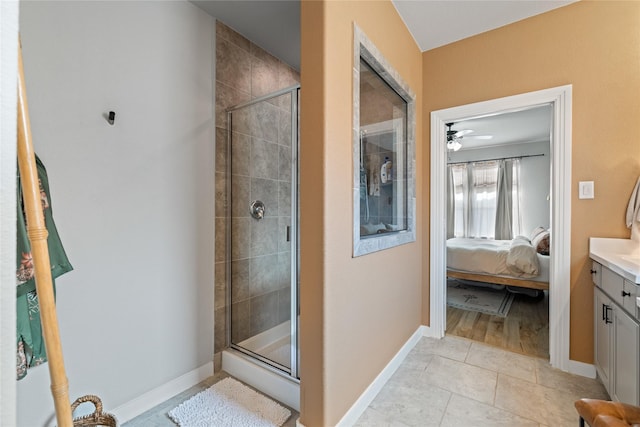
[444,105,552,359]
[429,85,573,370]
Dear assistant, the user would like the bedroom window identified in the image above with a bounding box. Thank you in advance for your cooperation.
[449,159,521,239]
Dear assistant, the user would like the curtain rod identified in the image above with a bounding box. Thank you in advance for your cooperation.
[447,153,545,165]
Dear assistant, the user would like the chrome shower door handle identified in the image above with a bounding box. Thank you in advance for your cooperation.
[250,200,265,220]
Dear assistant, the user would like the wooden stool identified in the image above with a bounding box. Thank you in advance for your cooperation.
[575,398,640,427]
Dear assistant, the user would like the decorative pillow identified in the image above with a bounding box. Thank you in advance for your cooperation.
[531,229,550,255]
[507,237,540,277]
[530,226,547,241]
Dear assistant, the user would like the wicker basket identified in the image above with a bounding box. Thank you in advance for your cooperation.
[71,395,117,427]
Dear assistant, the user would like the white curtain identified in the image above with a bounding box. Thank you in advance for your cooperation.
[448,159,521,239]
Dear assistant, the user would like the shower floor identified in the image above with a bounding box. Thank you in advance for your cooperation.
[237,320,294,368]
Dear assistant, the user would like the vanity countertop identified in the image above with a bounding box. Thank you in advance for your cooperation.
[590,237,640,283]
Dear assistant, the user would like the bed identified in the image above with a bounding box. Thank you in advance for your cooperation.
[447,233,550,291]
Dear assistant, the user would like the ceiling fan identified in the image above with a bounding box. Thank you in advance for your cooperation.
[446,122,493,151]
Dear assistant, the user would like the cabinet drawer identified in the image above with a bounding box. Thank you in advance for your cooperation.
[592,261,602,287]
[603,266,625,307]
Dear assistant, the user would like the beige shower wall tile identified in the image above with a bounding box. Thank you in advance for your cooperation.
[251,55,280,99]
[215,171,227,218]
[251,177,279,216]
[215,127,228,174]
[216,37,251,94]
[214,307,226,353]
[215,81,250,129]
[277,287,290,324]
[231,217,250,261]
[214,261,226,310]
[231,175,250,218]
[249,254,281,296]
[495,373,581,427]
[216,21,250,52]
[441,394,539,427]
[250,217,279,257]
[251,139,279,180]
[231,131,250,177]
[277,217,291,253]
[465,342,537,383]
[278,108,293,147]
[250,42,278,64]
[250,291,278,336]
[231,299,250,343]
[279,63,300,88]
[215,217,226,263]
[231,259,250,303]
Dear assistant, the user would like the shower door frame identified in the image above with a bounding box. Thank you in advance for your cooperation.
[225,85,300,381]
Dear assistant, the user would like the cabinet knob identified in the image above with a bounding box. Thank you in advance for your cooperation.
[622,290,631,297]
[590,269,597,274]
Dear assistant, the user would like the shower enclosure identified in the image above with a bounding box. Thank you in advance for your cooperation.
[225,86,300,382]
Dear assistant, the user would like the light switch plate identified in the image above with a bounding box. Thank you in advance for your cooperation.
[579,181,594,199]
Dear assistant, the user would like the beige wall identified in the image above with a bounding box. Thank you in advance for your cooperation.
[300,1,423,425]
[422,1,640,363]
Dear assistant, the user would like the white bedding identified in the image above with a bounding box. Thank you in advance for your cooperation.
[447,237,550,283]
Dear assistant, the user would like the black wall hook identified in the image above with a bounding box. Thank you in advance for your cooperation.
[107,111,116,125]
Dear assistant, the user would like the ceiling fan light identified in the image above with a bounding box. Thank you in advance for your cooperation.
[447,139,462,151]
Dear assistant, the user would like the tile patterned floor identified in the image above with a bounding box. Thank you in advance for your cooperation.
[124,335,608,427]
[354,335,609,427]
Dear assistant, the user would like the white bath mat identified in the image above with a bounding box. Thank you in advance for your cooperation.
[168,377,291,427]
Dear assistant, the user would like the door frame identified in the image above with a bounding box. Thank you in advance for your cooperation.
[429,85,572,372]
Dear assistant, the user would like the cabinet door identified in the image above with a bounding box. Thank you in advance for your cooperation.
[622,279,638,315]
[613,306,640,406]
[594,287,613,393]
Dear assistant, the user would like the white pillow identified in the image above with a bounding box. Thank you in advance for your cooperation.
[507,238,540,276]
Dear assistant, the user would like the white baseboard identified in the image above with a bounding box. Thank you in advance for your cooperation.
[568,359,596,379]
[335,326,424,427]
[420,324,442,338]
[111,361,213,423]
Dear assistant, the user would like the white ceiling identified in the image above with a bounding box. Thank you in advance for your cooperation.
[393,0,576,52]
[191,0,576,70]
[450,104,552,151]
[192,0,567,147]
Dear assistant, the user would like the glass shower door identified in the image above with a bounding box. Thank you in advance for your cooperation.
[227,87,298,378]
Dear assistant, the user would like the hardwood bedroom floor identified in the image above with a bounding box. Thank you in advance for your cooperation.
[446,291,549,359]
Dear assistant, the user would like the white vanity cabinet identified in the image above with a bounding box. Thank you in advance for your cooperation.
[592,261,640,405]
